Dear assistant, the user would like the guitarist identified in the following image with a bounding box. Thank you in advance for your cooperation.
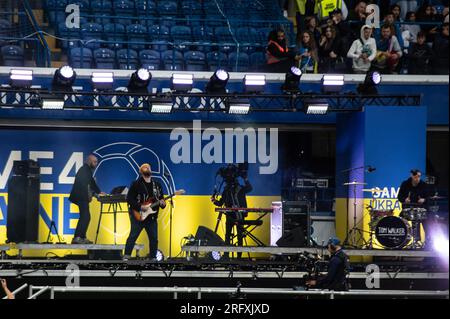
[123,163,166,261]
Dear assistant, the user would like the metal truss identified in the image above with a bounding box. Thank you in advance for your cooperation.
[0,88,422,113]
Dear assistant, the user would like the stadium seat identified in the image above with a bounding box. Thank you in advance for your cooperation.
[157,1,178,16]
[104,23,126,49]
[126,24,148,51]
[139,49,161,70]
[184,50,206,71]
[116,48,139,69]
[136,0,157,16]
[228,52,250,72]
[171,26,192,42]
[181,1,202,15]
[69,47,93,68]
[81,23,103,49]
[215,27,235,53]
[0,45,25,67]
[149,25,170,41]
[91,0,113,24]
[161,50,184,71]
[206,51,228,71]
[249,51,266,71]
[94,48,116,69]
[113,0,135,25]
[151,40,170,52]
[46,0,67,24]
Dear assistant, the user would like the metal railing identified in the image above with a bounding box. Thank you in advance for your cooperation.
[1,283,28,299]
[28,285,449,300]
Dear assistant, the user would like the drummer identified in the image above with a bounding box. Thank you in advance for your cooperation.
[398,169,432,248]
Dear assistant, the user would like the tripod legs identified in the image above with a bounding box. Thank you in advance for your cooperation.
[46,220,63,243]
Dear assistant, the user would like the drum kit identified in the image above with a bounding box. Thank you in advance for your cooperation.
[342,183,447,250]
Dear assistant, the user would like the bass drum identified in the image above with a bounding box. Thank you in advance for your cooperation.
[375,216,411,249]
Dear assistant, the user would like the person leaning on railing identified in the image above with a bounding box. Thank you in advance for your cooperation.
[266,28,302,73]
[1,278,15,299]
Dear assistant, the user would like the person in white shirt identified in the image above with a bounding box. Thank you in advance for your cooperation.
[347,25,377,73]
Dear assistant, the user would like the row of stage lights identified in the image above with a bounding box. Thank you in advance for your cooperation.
[6,66,382,115]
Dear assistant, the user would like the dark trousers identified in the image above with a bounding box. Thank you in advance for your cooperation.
[124,214,158,257]
[225,213,245,258]
[74,201,90,239]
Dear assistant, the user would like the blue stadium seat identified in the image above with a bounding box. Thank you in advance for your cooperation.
[184,51,206,71]
[116,48,139,69]
[159,17,177,28]
[257,27,272,44]
[157,1,178,16]
[1,45,25,67]
[136,0,157,16]
[139,49,161,70]
[249,51,266,71]
[104,23,126,49]
[205,15,226,28]
[91,0,113,24]
[46,0,67,24]
[161,50,184,71]
[214,27,234,42]
[81,22,103,49]
[206,51,228,71]
[171,26,192,49]
[228,52,249,72]
[181,1,202,15]
[94,48,116,69]
[149,25,170,41]
[126,24,148,51]
[151,40,170,52]
[113,0,135,25]
[69,47,93,68]
[186,15,203,27]
[0,19,12,46]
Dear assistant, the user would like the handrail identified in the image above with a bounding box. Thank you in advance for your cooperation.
[22,0,51,67]
[29,285,450,299]
[28,286,50,299]
[2,284,28,299]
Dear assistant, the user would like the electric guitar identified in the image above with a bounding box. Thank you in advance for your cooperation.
[133,189,185,222]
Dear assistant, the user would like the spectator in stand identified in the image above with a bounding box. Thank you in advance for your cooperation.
[304,15,322,45]
[318,25,342,72]
[443,6,449,22]
[266,28,302,73]
[390,4,404,22]
[381,12,405,47]
[374,24,403,73]
[348,1,368,41]
[408,31,433,74]
[417,3,439,42]
[347,24,377,73]
[330,8,353,56]
[1,278,14,299]
[297,30,319,72]
[294,0,320,34]
[431,22,449,74]
[318,0,349,21]
[396,1,420,21]
[402,11,421,45]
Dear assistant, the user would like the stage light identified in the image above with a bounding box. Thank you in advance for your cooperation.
[243,74,266,93]
[40,94,65,109]
[433,234,449,258]
[171,73,193,92]
[321,74,344,93]
[91,71,114,90]
[304,99,329,115]
[9,69,33,88]
[206,69,229,94]
[149,97,173,113]
[357,71,381,95]
[128,68,152,93]
[156,249,164,262]
[228,99,250,114]
[281,66,302,93]
[209,251,222,261]
[52,65,76,92]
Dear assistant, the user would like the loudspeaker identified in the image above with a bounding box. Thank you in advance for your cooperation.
[276,226,306,247]
[6,175,40,243]
[13,160,40,176]
[194,226,225,246]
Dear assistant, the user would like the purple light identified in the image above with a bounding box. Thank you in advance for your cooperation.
[433,234,449,258]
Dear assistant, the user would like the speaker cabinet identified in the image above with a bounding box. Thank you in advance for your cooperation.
[7,175,40,243]
[194,226,225,246]
[276,226,307,247]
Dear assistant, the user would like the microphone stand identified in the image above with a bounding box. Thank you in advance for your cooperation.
[167,181,174,259]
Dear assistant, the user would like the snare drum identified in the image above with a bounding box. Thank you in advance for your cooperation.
[375,216,411,249]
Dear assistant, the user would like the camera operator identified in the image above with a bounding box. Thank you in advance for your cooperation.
[211,164,252,259]
[306,238,350,291]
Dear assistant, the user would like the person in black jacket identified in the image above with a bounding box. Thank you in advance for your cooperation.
[431,22,449,74]
[211,168,252,258]
[266,28,302,73]
[123,163,166,261]
[69,154,103,244]
[306,238,349,291]
[408,31,432,74]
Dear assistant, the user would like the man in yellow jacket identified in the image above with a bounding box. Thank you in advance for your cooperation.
[295,0,348,25]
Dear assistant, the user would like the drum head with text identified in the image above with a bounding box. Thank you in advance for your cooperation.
[375,216,410,248]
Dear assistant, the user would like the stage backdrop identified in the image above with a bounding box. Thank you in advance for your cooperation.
[0,128,281,257]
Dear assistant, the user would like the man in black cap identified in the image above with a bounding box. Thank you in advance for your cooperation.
[306,238,350,291]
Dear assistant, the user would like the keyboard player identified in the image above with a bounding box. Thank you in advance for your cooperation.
[211,175,252,258]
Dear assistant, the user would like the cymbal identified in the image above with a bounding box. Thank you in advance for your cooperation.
[343,182,367,186]
[362,188,382,193]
